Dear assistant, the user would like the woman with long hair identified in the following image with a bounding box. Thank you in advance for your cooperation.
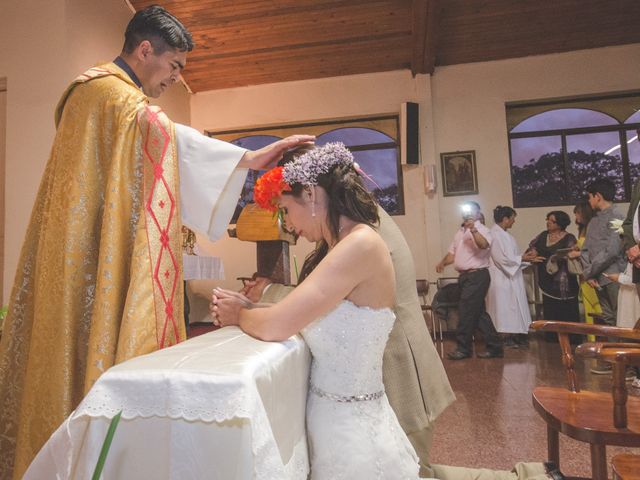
[211,143,421,478]
[573,201,602,335]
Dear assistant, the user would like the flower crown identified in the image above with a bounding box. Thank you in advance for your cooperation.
[253,142,354,212]
[282,142,354,186]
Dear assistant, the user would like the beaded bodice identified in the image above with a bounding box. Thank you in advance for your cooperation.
[301,300,395,397]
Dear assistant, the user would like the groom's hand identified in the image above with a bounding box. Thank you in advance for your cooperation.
[238,135,315,171]
[240,275,273,303]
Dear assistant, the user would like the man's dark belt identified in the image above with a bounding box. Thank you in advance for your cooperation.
[457,267,488,274]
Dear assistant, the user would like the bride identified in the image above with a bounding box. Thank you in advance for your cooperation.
[211,142,422,479]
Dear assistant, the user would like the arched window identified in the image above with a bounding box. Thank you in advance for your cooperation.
[625,110,640,177]
[507,94,640,207]
[209,116,403,222]
[228,135,281,222]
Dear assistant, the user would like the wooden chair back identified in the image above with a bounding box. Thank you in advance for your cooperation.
[612,453,640,480]
[530,320,640,479]
[415,279,429,305]
[575,342,640,428]
[531,321,640,393]
[575,344,640,480]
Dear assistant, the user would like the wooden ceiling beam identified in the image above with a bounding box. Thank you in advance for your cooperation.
[129,0,640,93]
[411,0,439,75]
[188,32,411,63]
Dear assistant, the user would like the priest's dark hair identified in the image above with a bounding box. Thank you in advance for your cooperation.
[278,145,379,283]
[122,5,194,54]
[493,205,516,224]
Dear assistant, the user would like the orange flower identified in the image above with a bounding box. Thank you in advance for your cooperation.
[253,166,291,212]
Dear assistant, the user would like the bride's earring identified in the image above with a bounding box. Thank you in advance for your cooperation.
[310,186,316,217]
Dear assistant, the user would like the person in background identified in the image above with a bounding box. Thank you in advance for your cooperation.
[526,211,580,342]
[436,201,503,360]
[603,264,640,385]
[604,264,640,330]
[486,206,532,348]
[570,179,626,326]
[569,179,626,374]
[622,156,640,297]
[573,201,602,334]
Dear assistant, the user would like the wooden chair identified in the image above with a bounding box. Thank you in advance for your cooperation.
[416,279,444,357]
[530,320,640,480]
[576,343,640,480]
[612,453,640,480]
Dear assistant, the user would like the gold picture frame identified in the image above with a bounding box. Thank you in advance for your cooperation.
[440,150,478,196]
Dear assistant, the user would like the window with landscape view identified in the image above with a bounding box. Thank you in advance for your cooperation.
[207,116,403,223]
[508,93,640,207]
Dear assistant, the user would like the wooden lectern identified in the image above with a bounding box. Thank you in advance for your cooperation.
[229,204,297,285]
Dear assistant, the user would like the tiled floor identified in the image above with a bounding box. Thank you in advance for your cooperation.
[429,335,640,478]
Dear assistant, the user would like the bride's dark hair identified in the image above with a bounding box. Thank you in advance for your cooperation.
[278,145,379,282]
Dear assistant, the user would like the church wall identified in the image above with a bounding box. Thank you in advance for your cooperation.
[0,0,191,302]
[191,43,640,292]
[430,42,640,271]
[0,85,6,301]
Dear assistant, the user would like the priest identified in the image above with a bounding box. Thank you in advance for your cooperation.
[0,5,312,479]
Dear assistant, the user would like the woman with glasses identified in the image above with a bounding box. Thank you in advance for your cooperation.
[525,211,580,338]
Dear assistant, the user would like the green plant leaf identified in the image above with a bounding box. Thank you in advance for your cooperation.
[92,410,122,480]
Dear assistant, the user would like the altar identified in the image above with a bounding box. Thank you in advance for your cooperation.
[25,327,311,480]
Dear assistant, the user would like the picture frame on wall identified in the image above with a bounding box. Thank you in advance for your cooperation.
[440,150,478,196]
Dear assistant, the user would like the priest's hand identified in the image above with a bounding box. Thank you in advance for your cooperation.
[238,135,316,171]
[211,288,253,327]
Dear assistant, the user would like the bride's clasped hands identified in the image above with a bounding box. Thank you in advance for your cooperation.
[210,288,253,328]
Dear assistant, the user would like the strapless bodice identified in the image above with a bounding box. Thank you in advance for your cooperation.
[301,300,395,398]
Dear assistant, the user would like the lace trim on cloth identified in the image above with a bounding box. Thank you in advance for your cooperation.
[73,370,309,479]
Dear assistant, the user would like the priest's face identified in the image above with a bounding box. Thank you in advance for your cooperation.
[139,42,187,98]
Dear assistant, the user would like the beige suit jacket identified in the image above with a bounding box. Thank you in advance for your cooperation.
[262,208,455,434]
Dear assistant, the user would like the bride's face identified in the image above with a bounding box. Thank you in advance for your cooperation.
[278,188,328,243]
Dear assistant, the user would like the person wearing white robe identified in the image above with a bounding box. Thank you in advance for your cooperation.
[486,206,533,337]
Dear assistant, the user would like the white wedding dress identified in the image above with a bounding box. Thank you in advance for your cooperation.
[301,300,421,479]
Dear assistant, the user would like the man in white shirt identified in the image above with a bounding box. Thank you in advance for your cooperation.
[436,201,503,360]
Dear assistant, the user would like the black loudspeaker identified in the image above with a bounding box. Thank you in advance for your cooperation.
[405,102,419,165]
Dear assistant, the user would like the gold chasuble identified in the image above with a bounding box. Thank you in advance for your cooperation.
[0,63,186,479]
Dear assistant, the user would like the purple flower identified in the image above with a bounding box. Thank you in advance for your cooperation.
[283,142,354,186]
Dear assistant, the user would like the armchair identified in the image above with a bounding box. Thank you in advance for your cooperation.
[530,320,640,480]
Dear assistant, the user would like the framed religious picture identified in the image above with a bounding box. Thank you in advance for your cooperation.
[440,150,478,196]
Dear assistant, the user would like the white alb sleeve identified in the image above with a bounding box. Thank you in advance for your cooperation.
[175,123,248,241]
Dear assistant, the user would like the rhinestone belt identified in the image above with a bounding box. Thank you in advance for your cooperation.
[310,384,384,403]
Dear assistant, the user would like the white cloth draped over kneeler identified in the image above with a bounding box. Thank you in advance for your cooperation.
[25,126,317,479]
[25,328,311,479]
